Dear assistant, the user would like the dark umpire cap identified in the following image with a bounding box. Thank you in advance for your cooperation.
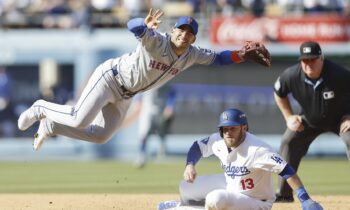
[174,16,198,35]
[299,41,322,60]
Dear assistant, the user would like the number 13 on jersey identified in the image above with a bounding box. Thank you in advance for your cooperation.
[240,178,254,190]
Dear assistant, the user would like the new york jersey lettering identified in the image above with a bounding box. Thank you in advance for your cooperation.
[148,59,179,75]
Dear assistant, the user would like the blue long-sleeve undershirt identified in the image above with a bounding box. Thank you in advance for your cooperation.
[186,141,202,166]
[127,18,147,38]
[211,50,235,65]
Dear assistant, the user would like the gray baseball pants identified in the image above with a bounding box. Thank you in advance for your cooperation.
[37,59,132,143]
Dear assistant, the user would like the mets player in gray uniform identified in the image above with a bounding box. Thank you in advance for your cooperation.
[158,109,323,210]
[18,9,264,151]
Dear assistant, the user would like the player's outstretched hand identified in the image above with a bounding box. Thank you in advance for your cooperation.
[301,199,323,210]
[183,164,197,183]
[144,8,164,29]
[238,41,271,67]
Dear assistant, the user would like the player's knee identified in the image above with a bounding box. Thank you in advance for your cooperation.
[93,134,112,144]
[179,180,189,193]
[69,119,90,129]
[205,190,226,210]
[67,112,92,128]
[179,180,207,205]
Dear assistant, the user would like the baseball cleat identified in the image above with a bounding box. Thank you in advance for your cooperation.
[33,120,49,151]
[18,106,38,131]
[157,200,180,210]
[274,194,294,203]
[134,154,147,169]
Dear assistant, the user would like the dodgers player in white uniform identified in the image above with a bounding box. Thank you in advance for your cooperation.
[17,9,258,151]
[158,109,323,210]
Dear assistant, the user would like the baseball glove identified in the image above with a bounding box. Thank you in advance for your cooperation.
[239,41,271,67]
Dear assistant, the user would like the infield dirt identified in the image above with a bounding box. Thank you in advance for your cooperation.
[0,194,349,210]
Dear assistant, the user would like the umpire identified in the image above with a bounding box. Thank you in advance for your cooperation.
[273,41,350,202]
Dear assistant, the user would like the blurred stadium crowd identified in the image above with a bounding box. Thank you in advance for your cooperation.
[0,0,350,139]
[0,0,349,30]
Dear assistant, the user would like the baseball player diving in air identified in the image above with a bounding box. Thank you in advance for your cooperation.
[18,8,270,150]
[158,109,323,210]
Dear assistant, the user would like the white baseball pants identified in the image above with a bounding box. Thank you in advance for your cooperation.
[179,174,273,210]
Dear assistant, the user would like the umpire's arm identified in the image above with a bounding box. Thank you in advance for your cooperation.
[274,92,303,132]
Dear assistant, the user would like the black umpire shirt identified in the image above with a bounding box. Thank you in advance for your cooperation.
[274,59,350,129]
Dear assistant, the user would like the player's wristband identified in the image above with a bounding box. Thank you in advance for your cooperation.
[296,186,311,203]
[231,51,244,63]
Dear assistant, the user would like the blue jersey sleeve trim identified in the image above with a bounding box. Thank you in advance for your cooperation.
[186,141,202,165]
[279,163,296,180]
[127,18,147,38]
[211,50,234,65]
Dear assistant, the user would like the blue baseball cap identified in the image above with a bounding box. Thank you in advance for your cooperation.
[174,16,198,35]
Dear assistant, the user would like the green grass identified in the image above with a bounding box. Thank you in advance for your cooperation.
[295,158,350,195]
[0,158,348,194]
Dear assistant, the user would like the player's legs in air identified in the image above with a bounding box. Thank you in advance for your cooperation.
[33,97,131,150]
[18,65,115,130]
[18,62,130,150]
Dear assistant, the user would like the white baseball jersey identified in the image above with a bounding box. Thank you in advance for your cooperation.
[197,132,287,203]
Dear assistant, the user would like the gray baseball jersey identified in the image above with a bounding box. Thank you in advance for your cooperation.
[112,29,216,94]
[26,23,220,144]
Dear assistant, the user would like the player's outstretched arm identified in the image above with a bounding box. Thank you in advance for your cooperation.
[184,141,202,183]
[211,41,271,67]
[274,92,304,132]
[127,8,164,38]
[279,164,323,209]
[286,173,323,210]
[144,8,164,29]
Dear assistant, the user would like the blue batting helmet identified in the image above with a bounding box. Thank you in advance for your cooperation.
[218,108,248,128]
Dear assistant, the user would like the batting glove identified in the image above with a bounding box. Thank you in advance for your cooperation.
[296,186,323,210]
[301,199,323,210]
